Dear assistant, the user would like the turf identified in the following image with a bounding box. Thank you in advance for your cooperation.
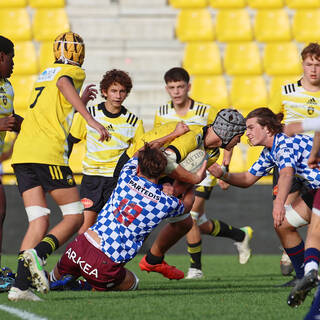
[0,254,313,320]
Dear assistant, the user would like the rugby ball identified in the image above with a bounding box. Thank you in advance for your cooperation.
[179,149,207,173]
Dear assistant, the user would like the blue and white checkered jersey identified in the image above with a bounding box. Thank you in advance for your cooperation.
[249,133,320,190]
[90,157,185,263]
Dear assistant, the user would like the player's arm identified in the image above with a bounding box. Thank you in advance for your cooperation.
[285,116,320,136]
[180,186,196,214]
[309,131,320,169]
[0,115,18,132]
[56,77,109,141]
[273,167,294,228]
[208,163,260,187]
[80,84,98,106]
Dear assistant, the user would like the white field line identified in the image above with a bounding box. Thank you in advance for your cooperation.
[0,304,48,320]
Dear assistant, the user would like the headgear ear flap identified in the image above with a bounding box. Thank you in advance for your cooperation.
[53,32,85,66]
[211,109,246,148]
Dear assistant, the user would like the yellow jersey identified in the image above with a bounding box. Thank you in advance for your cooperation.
[154,99,218,128]
[70,103,144,177]
[127,122,220,168]
[269,80,320,126]
[0,78,14,154]
[12,63,85,166]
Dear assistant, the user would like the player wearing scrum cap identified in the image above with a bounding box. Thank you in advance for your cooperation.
[8,32,109,301]
[125,108,247,279]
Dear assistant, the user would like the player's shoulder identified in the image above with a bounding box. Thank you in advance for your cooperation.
[124,106,142,127]
[192,100,213,116]
[281,80,301,95]
[157,100,172,116]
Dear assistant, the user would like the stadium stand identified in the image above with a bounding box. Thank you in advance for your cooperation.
[169,0,208,9]
[38,41,55,72]
[209,0,246,8]
[183,42,222,75]
[248,0,285,9]
[292,9,320,42]
[29,0,66,8]
[13,41,38,75]
[0,0,27,8]
[286,0,320,9]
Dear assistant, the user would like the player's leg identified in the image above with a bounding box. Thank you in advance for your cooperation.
[139,215,193,280]
[112,269,139,291]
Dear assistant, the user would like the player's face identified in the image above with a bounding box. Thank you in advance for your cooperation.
[165,80,190,106]
[246,117,268,146]
[0,50,14,78]
[302,55,320,86]
[103,82,128,110]
[225,134,242,151]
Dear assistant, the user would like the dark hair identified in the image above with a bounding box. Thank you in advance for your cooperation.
[0,36,14,54]
[246,108,284,135]
[100,69,132,98]
[138,143,167,179]
[301,43,320,61]
[164,67,190,84]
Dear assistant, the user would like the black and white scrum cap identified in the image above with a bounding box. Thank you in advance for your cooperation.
[211,108,246,148]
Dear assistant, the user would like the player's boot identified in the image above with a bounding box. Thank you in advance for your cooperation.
[234,226,253,264]
[280,250,294,276]
[288,270,319,307]
[275,276,299,287]
[185,267,204,280]
[139,255,184,280]
[22,249,49,294]
[8,287,42,301]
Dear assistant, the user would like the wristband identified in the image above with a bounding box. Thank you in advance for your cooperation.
[220,165,229,181]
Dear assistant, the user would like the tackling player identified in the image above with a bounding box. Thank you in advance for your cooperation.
[7,32,109,301]
[68,69,144,234]
[154,67,252,279]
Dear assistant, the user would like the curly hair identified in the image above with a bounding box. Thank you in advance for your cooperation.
[138,143,167,179]
[100,69,133,98]
[246,108,284,135]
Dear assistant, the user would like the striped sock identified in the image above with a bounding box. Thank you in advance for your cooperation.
[304,247,320,275]
[34,234,60,261]
[284,241,305,279]
[187,241,202,270]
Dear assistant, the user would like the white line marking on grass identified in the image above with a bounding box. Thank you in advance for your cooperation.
[0,304,48,320]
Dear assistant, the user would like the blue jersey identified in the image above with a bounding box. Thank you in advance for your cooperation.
[249,133,320,190]
[90,157,185,263]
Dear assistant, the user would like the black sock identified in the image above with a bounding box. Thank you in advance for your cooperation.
[34,234,60,261]
[146,250,163,265]
[14,251,31,290]
[210,220,245,242]
[187,241,202,270]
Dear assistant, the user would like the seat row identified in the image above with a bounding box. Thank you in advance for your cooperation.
[0,8,70,41]
[176,8,320,43]
[0,0,65,8]
[170,0,320,9]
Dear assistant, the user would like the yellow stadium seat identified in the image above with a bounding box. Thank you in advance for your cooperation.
[39,41,55,71]
[245,146,264,170]
[190,76,230,108]
[183,42,222,75]
[230,76,268,115]
[32,8,70,41]
[10,75,36,113]
[29,0,65,8]
[0,9,32,41]
[0,0,27,8]
[209,0,246,8]
[12,41,38,76]
[169,0,208,8]
[248,0,285,8]
[176,9,215,42]
[216,9,253,42]
[254,9,291,42]
[263,42,302,76]
[224,42,263,76]
[292,10,320,42]
[229,144,246,172]
[286,0,320,9]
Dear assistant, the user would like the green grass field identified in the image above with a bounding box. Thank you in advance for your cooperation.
[0,254,313,320]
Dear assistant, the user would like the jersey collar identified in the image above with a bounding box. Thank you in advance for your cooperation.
[98,102,127,118]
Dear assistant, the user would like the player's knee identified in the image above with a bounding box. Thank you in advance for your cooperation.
[59,201,84,216]
[171,215,193,233]
[285,204,308,228]
[116,269,139,291]
[25,206,51,222]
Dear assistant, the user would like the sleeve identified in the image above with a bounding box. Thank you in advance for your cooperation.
[276,147,296,172]
[131,119,145,145]
[153,108,162,128]
[268,86,283,114]
[166,197,185,218]
[249,149,275,176]
[120,157,138,179]
[70,112,87,141]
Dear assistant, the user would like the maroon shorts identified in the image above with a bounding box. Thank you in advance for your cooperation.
[313,189,320,212]
[56,233,126,291]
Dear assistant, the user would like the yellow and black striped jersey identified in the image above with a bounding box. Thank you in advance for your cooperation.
[0,78,14,154]
[269,80,320,129]
[154,99,218,128]
[127,122,220,168]
[70,103,144,177]
[12,63,85,166]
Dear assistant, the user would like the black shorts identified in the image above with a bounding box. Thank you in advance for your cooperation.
[80,175,117,213]
[13,163,76,194]
[272,166,309,200]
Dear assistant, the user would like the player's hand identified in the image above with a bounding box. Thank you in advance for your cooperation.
[87,118,110,142]
[174,121,189,137]
[218,179,230,190]
[207,163,223,178]
[272,202,285,228]
[308,153,320,169]
[194,160,207,184]
[0,115,18,132]
[162,183,174,196]
[81,84,98,106]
